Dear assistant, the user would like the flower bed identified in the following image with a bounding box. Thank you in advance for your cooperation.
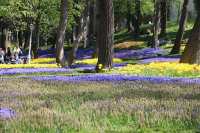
[0,68,72,75]
[31,58,56,64]
[112,62,200,77]
[30,74,200,85]
[76,58,123,65]
[0,64,58,69]
[115,48,167,59]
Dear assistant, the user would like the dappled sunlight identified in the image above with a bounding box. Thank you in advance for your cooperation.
[115,40,145,49]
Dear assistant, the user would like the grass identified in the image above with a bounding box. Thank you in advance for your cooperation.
[0,79,199,132]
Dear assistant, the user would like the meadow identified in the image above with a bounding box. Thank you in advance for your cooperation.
[0,22,200,133]
[0,79,200,132]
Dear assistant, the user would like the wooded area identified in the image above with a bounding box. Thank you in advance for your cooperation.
[0,0,200,132]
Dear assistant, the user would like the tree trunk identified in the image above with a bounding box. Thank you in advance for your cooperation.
[0,25,3,49]
[24,28,30,49]
[88,0,95,43]
[56,0,68,67]
[160,0,167,36]
[134,0,141,36]
[180,14,200,64]
[152,0,161,48]
[127,0,133,32]
[18,31,23,48]
[96,0,114,70]
[170,0,189,54]
[32,17,40,59]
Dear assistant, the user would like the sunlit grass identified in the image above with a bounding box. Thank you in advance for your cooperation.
[0,79,199,132]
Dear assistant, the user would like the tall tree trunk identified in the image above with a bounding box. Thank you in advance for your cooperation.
[18,31,23,48]
[56,0,68,67]
[96,0,114,70]
[24,27,30,49]
[160,0,167,36]
[134,0,141,36]
[180,14,200,64]
[152,0,161,48]
[32,17,40,59]
[88,0,95,43]
[170,0,189,54]
[0,25,3,49]
[127,0,133,32]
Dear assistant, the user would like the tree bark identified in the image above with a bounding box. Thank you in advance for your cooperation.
[180,14,200,64]
[134,0,141,36]
[56,0,68,67]
[32,16,40,59]
[170,0,189,54]
[160,0,167,36]
[96,0,114,70]
[152,0,161,48]
[127,0,133,32]
[18,31,23,48]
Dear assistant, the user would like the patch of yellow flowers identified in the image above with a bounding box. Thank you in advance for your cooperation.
[0,64,59,69]
[31,58,56,64]
[0,58,58,68]
[113,62,200,77]
[76,58,123,65]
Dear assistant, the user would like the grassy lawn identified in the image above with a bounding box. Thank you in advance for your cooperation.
[0,79,200,132]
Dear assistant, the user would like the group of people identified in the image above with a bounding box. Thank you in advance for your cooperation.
[0,47,24,64]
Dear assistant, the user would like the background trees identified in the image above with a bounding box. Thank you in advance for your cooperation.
[0,0,199,67]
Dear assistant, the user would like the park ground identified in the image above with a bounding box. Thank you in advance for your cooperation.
[0,22,200,132]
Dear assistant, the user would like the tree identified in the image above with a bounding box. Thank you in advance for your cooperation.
[134,0,141,36]
[56,0,68,67]
[96,0,114,70]
[152,0,161,48]
[160,0,167,36]
[170,0,189,54]
[180,0,200,64]
[127,0,133,32]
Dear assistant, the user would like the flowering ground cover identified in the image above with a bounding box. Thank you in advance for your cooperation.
[0,68,73,75]
[28,74,200,85]
[111,62,200,78]
[0,79,199,132]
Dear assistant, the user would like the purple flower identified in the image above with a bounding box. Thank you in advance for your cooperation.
[0,108,16,119]
[0,68,73,75]
[30,74,200,85]
[139,57,179,64]
[115,48,167,59]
